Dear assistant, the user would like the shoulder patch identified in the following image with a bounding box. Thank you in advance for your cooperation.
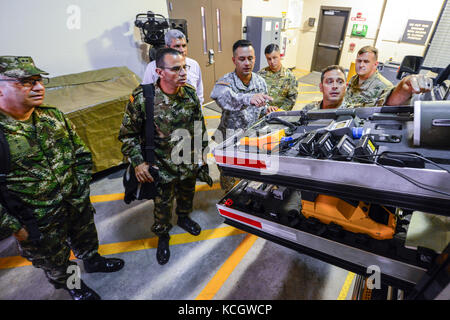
[127,85,144,103]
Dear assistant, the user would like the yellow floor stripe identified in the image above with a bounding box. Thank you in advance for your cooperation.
[298,91,321,94]
[0,256,32,269]
[90,193,125,203]
[293,68,310,73]
[337,271,356,300]
[169,226,245,247]
[195,233,258,300]
[204,115,221,120]
[298,83,315,86]
[89,183,221,203]
[195,182,221,192]
[293,72,310,76]
[0,226,245,270]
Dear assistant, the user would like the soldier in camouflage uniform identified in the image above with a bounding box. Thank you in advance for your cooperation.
[303,65,347,111]
[343,46,394,108]
[118,48,211,265]
[0,56,124,300]
[304,64,433,111]
[258,44,298,111]
[210,40,276,192]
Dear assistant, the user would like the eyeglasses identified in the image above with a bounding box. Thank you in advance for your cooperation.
[161,64,190,74]
[0,77,50,87]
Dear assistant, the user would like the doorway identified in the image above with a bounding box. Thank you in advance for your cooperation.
[311,6,351,72]
[167,0,242,104]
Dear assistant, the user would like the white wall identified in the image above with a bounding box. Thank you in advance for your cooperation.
[2,0,443,79]
[295,0,444,71]
[242,0,299,68]
[0,0,168,78]
[242,0,290,26]
[296,0,386,71]
[375,0,443,63]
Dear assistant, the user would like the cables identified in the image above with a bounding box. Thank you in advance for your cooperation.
[374,160,450,197]
[312,150,450,197]
[380,151,450,174]
[350,153,450,197]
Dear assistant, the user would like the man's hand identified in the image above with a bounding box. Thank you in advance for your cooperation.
[135,162,154,183]
[250,93,273,107]
[386,74,433,106]
[399,74,433,94]
[14,228,29,242]
[265,106,280,114]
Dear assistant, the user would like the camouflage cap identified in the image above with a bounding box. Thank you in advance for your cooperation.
[0,56,49,79]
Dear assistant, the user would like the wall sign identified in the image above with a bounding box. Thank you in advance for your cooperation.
[401,19,433,45]
[351,12,366,22]
[351,24,368,37]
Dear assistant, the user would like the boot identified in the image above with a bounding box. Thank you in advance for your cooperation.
[65,279,101,300]
[84,253,125,273]
[156,234,170,265]
[177,216,201,236]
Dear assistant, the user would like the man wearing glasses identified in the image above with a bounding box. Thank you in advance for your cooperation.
[119,48,212,265]
[142,29,204,105]
[0,56,124,300]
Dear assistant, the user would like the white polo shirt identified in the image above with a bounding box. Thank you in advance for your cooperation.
[142,57,204,105]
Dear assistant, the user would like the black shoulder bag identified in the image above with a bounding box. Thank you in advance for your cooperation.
[123,84,160,204]
[0,126,43,244]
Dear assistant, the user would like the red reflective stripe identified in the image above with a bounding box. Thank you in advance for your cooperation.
[214,155,267,169]
[219,209,262,229]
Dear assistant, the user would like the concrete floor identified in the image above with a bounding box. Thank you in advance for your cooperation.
[0,70,357,300]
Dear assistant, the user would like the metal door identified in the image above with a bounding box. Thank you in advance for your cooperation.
[167,0,242,104]
[311,7,350,72]
[211,0,242,80]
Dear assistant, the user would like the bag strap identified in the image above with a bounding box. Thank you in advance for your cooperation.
[0,125,43,243]
[141,84,156,165]
[0,126,11,178]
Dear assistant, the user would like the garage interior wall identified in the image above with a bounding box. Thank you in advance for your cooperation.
[296,0,444,71]
[296,0,385,71]
[0,0,168,78]
[241,0,300,69]
[375,0,444,64]
[0,0,444,80]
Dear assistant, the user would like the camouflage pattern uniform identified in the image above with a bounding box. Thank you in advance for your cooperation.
[343,71,394,108]
[210,71,268,192]
[303,88,394,112]
[258,66,298,111]
[0,106,99,288]
[302,100,323,112]
[118,82,208,236]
